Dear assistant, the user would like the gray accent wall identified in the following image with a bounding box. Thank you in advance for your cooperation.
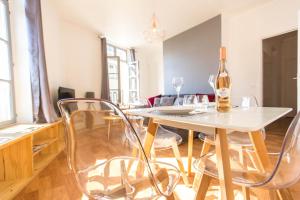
[163,15,221,95]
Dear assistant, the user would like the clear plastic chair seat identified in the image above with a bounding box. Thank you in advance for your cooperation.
[137,127,183,150]
[193,148,298,189]
[194,105,300,195]
[128,114,183,150]
[129,98,183,151]
[203,130,266,148]
[199,96,266,148]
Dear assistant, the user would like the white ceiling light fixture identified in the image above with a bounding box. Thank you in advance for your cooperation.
[143,13,165,43]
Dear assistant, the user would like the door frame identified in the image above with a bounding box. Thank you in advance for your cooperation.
[261,28,298,113]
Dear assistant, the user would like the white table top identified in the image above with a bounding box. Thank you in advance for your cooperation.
[126,106,292,132]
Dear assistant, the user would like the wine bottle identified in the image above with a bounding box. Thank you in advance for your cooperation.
[216,47,231,112]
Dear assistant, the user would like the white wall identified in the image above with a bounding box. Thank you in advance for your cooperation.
[42,0,102,100]
[41,0,63,104]
[9,0,102,122]
[10,0,33,123]
[222,0,300,105]
[55,20,101,98]
[135,43,164,99]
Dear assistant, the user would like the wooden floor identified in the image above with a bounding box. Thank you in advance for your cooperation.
[14,117,300,200]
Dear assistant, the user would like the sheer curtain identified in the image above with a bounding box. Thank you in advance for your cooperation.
[100,37,110,100]
[25,0,58,123]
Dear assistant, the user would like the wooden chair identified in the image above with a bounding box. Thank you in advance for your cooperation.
[58,98,180,199]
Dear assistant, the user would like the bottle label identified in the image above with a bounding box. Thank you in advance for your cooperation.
[216,88,230,98]
[220,72,227,77]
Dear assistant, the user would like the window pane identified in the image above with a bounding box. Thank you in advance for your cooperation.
[108,59,118,73]
[0,40,10,80]
[120,61,127,69]
[116,48,127,61]
[107,45,114,56]
[129,66,137,77]
[109,74,119,89]
[0,1,8,41]
[110,90,119,103]
[129,78,137,90]
[129,91,137,102]
[0,81,13,122]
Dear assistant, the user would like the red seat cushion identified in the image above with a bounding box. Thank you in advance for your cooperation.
[147,94,162,106]
[196,93,215,102]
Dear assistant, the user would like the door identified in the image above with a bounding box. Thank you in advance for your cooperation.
[263,31,298,117]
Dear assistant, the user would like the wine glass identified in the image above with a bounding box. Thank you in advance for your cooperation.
[241,96,251,108]
[183,95,196,106]
[208,74,215,92]
[172,77,184,106]
[201,95,209,110]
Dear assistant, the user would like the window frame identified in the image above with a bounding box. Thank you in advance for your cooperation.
[107,56,121,104]
[107,44,128,104]
[107,44,127,62]
[106,43,141,104]
[0,0,16,127]
[128,61,140,104]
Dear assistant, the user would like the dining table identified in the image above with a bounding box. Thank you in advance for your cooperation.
[125,105,292,200]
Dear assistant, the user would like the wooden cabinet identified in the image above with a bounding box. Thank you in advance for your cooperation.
[0,121,65,199]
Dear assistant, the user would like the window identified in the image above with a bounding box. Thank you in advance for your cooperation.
[0,0,15,126]
[107,56,120,104]
[128,61,140,103]
[106,44,140,105]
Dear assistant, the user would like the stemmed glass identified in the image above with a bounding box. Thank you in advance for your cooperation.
[172,77,184,106]
[195,95,209,111]
[208,74,215,93]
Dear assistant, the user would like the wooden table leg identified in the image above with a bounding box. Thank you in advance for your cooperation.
[107,120,111,140]
[188,130,194,176]
[143,118,158,158]
[136,118,158,177]
[248,131,272,172]
[127,147,138,174]
[193,139,212,200]
[276,188,293,200]
[171,140,190,186]
[215,128,234,200]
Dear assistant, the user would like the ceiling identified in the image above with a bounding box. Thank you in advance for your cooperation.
[50,0,272,47]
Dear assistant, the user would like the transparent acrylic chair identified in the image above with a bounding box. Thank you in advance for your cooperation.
[199,96,266,148]
[126,98,182,150]
[58,98,180,199]
[194,96,266,198]
[127,99,189,185]
[193,111,300,199]
[149,98,182,150]
[206,73,265,148]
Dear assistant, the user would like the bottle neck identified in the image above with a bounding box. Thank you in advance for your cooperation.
[219,59,226,72]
